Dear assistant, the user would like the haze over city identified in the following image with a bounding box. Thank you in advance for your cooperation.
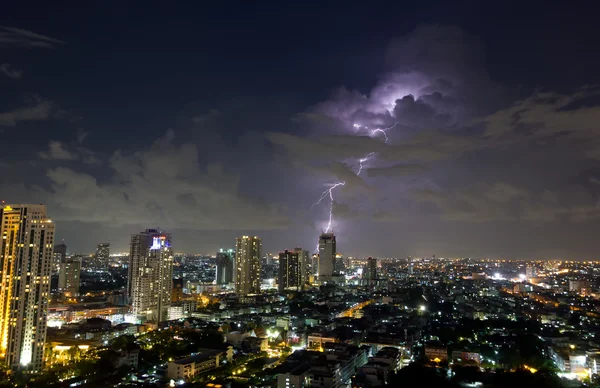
[2,2,600,259]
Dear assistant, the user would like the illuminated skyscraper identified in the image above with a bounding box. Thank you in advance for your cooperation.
[318,233,336,280]
[96,243,110,268]
[235,236,261,295]
[278,250,300,292]
[58,257,81,297]
[128,229,173,322]
[0,204,54,371]
[216,248,234,285]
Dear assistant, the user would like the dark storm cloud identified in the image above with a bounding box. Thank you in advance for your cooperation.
[414,183,600,223]
[481,86,600,157]
[267,23,600,245]
[0,26,64,48]
[3,15,599,258]
[35,130,288,230]
[366,163,425,178]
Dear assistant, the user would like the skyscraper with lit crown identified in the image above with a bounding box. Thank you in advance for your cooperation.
[128,229,173,322]
[0,204,54,371]
[235,236,261,295]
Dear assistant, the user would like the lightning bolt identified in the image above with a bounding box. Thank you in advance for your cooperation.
[370,128,389,143]
[311,121,399,242]
[354,121,398,174]
[357,152,375,175]
[369,122,398,144]
[311,182,345,233]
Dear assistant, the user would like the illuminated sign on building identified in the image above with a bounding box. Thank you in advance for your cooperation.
[150,236,169,250]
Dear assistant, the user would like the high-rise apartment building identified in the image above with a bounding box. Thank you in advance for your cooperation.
[278,250,301,292]
[58,257,81,297]
[128,229,173,322]
[318,233,336,280]
[96,243,110,268]
[235,236,261,296]
[364,257,377,287]
[294,247,309,289]
[52,243,67,275]
[0,204,54,371]
[216,248,234,285]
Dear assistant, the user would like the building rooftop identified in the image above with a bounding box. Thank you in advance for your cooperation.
[172,349,222,365]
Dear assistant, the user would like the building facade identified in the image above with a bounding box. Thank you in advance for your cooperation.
[58,257,81,297]
[364,257,377,287]
[235,236,261,296]
[128,229,173,322]
[0,204,54,371]
[216,248,234,285]
[295,248,309,289]
[96,243,110,269]
[279,250,301,292]
[318,233,336,280]
[52,243,67,275]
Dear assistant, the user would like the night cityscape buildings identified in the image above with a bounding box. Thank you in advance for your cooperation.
[58,256,81,297]
[95,243,110,269]
[0,204,54,372]
[235,236,262,296]
[2,3,600,387]
[52,242,66,276]
[278,249,300,292]
[317,232,336,282]
[128,229,173,322]
[364,256,377,287]
[215,248,234,285]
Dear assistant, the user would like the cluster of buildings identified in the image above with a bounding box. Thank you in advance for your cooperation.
[5,201,600,388]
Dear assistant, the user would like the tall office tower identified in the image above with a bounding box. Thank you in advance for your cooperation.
[364,257,377,287]
[278,250,301,292]
[235,236,261,296]
[96,243,110,268]
[0,204,54,371]
[294,248,310,289]
[318,233,336,280]
[128,229,173,322]
[216,248,234,285]
[52,242,67,275]
[58,257,81,297]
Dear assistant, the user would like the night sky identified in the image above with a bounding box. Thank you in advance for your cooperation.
[2,2,600,259]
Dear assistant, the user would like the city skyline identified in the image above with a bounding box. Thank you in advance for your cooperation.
[2,3,600,260]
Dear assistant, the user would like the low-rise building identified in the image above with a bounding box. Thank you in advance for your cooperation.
[167,349,224,380]
[424,344,448,362]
